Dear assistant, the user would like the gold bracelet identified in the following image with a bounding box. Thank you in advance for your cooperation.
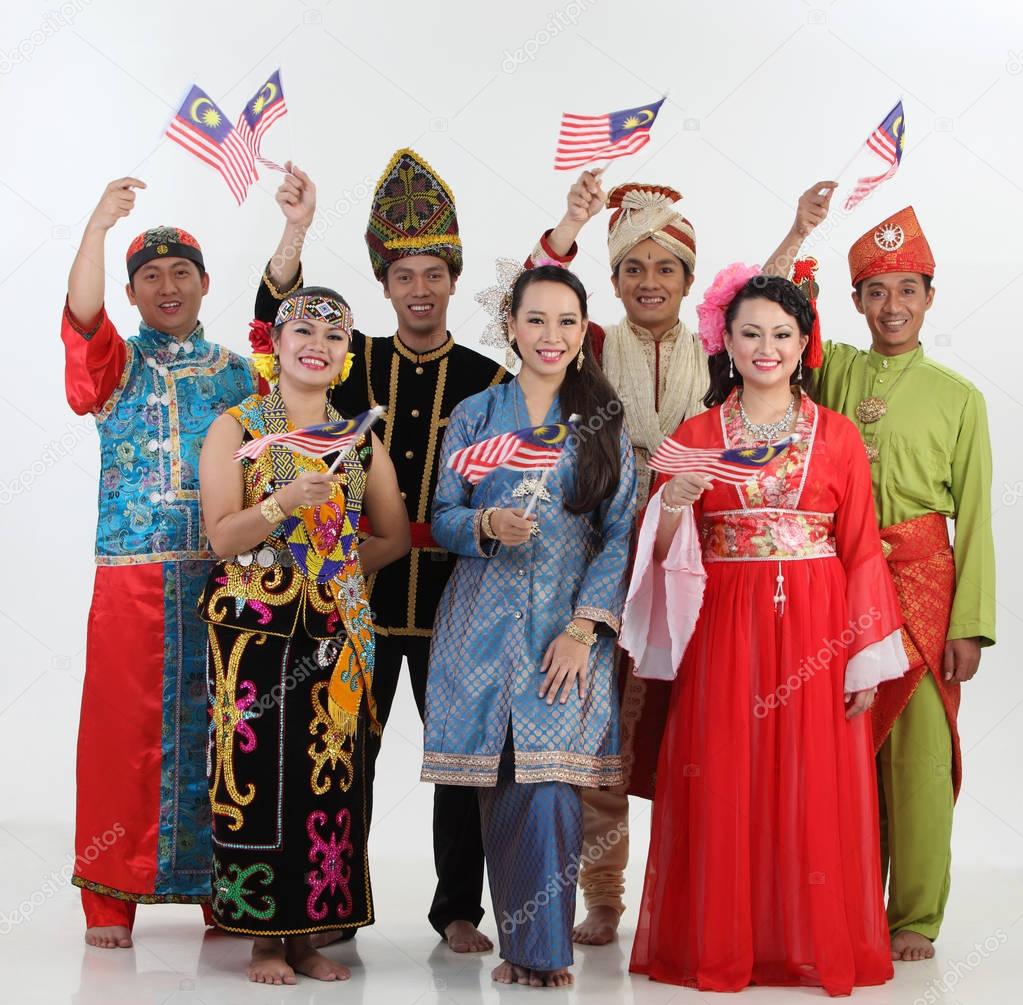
[564,621,597,647]
[481,507,497,540]
[260,494,287,525]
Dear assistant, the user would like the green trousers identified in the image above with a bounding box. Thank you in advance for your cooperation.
[877,672,954,941]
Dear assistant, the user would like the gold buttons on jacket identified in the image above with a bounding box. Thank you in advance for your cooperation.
[411,409,420,418]
[405,450,414,459]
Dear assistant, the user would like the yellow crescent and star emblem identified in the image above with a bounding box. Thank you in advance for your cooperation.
[620,107,656,131]
[251,80,277,116]
[189,96,222,131]
[532,424,569,446]
[891,114,905,153]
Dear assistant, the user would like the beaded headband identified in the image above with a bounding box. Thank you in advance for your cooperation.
[274,294,353,333]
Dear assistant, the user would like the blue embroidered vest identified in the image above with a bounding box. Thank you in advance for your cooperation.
[94,323,255,563]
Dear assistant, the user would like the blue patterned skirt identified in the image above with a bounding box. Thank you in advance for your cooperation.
[480,743,583,970]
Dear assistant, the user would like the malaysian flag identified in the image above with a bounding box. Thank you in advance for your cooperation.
[166,85,257,205]
[449,422,576,484]
[554,97,665,171]
[843,101,905,212]
[237,69,288,172]
[234,415,369,462]
[649,435,800,483]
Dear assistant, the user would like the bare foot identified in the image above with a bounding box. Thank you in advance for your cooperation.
[84,925,133,949]
[445,919,493,953]
[285,936,350,981]
[572,906,620,945]
[492,960,532,984]
[309,928,355,949]
[248,938,297,985]
[891,930,935,961]
[536,967,574,987]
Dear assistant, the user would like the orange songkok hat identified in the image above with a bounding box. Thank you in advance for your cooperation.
[848,206,935,287]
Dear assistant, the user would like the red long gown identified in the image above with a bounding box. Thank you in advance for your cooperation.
[627,390,905,996]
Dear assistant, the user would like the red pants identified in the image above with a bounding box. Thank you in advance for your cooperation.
[82,889,213,930]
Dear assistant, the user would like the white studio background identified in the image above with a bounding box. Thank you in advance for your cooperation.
[1,0,1022,994]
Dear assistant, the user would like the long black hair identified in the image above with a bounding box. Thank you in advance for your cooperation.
[509,266,623,515]
[703,274,817,408]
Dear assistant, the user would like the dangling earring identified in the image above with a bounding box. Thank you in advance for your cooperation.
[797,356,803,382]
[728,353,734,379]
[505,337,518,372]
[576,348,585,373]
[329,352,355,388]
[272,355,281,380]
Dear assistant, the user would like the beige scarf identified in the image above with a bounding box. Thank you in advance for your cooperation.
[602,318,707,498]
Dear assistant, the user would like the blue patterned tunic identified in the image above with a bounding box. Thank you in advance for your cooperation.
[421,380,637,788]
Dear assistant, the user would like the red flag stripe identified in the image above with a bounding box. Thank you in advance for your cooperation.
[166,118,254,203]
[555,132,649,170]
[252,101,288,144]
[166,132,245,204]
[866,132,897,163]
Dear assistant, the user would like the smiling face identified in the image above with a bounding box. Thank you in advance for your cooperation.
[724,297,808,391]
[611,237,694,336]
[273,317,350,390]
[852,272,934,355]
[382,254,456,337]
[126,257,208,339]
[508,279,587,379]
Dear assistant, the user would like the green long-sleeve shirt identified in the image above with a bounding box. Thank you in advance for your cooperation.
[818,341,996,646]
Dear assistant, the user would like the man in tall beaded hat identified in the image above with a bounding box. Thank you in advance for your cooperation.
[527,171,823,944]
[788,195,995,962]
[254,153,506,953]
[62,178,255,948]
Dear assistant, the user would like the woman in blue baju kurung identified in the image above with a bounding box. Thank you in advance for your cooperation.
[422,266,637,988]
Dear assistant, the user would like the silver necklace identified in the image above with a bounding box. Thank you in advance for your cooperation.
[739,395,795,443]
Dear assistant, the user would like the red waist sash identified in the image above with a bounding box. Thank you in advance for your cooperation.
[874,512,962,798]
[358,515,439,550]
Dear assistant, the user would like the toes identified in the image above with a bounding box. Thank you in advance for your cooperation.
[491,963,514,984]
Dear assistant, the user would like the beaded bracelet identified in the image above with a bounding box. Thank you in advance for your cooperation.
[660,495,687,514]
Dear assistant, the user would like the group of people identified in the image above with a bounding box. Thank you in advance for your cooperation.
[63,146,995,994]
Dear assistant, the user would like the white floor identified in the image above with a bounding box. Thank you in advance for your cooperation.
[2,836,1021,1003]
[4,673,1023,1002]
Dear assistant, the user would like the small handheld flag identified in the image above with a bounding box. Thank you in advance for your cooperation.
[554,98,665,171]
[237,69,288,172]
[166,85,257,205]
[449,421,577,485]
[234,408,383,462]
[843,101,905,212]
[649,435,800,483]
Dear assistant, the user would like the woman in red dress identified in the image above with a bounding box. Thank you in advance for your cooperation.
[622,267,908,996]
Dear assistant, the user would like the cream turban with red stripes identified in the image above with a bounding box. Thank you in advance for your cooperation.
[606,183,696,273]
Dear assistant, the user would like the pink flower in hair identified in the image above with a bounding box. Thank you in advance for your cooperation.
[531,255,566,270]
[696,262,762,355]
